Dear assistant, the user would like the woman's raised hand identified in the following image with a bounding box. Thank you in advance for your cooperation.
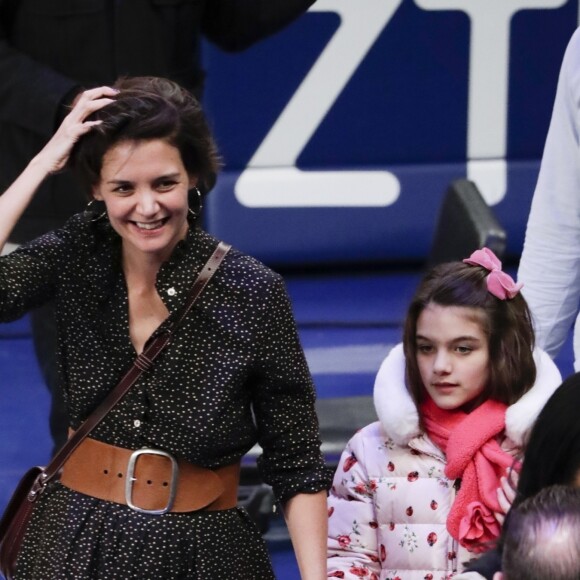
[35,86,118,175]
[0,87,116,250]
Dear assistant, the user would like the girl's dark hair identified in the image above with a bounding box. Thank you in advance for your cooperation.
[514,372,580,504]
[70,76,221,195]
[403,260,536,409]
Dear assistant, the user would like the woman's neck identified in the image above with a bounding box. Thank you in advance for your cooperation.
[122,247,163,290]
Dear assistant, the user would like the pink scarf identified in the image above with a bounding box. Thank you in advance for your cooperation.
[420,397,519,552]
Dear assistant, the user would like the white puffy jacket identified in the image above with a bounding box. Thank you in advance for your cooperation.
[327,344,561,580]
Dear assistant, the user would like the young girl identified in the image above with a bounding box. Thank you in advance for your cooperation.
[327,248,562,579]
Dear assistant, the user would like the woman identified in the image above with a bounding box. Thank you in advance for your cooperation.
[0,77,331,578]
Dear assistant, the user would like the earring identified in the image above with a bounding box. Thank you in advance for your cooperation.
[84,199,107,222]
[188,187,203,219]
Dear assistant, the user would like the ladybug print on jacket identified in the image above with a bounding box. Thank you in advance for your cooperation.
[407,471,419,482]
[343,453,358,472]
[430,500,438,510]
[406,506,414,517]
[328,506,334,517]
[387,461,395,472]
[329,573,345,578]
[424,575,433,580]
[427,532,437,547]
[380,544,387,562]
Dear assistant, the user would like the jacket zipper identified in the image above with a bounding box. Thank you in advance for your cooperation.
[450,478,462,573]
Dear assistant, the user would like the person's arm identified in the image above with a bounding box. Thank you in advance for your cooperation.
[283,490,328,579]
[201,0,316,52]
[518,28,580,359]
[250,274,331,577]
[0,87,116,251]
[0,1,80,137]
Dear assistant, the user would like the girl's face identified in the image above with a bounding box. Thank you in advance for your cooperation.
[415,303,490,412]
[92,139,195,265]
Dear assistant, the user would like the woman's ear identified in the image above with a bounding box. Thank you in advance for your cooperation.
[188,174,199,189]
[91,186,103,201]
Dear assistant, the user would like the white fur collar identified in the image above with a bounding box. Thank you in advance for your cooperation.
[373,343,562,447]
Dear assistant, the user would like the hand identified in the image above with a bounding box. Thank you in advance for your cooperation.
[35,86,118,174]
[494,467,519,525]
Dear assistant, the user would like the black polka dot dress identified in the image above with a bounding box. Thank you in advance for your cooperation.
[0,214,332,579]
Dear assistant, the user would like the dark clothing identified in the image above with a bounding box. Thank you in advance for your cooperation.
[464,549,502,580]
[19,491,277,579]
[0,215,331,577]
[0,0,316,242]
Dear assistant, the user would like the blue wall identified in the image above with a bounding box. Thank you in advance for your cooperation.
[202,0,578,265]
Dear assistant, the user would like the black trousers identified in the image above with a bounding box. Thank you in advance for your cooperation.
[30,301,68,455]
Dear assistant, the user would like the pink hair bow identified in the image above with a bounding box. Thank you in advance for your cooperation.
[463,247,523,300]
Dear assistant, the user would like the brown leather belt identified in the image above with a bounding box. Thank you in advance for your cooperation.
[60,436,240,514]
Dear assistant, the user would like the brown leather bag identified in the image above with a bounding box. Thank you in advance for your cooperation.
[0,241,230,579]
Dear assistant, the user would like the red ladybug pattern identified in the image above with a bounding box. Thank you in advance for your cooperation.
[349,565,370,577]
[343,453,358,472]
[327,421,494,577]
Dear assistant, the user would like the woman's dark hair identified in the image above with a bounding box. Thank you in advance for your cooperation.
[402,260,536,409]
[70,76,221,195]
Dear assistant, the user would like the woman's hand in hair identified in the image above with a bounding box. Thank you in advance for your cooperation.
[35,86,117,175]
[494,468,519,525]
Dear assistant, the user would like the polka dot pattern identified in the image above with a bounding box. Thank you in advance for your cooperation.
[0,214,332,578]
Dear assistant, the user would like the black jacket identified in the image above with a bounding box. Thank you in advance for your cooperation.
[0,0,315,242]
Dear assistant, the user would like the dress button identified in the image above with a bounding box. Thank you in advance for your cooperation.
[133,419,141,428]
[167,287,177,296]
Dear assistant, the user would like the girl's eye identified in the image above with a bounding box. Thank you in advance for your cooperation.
[417,344,433,354]
[456,345,472,354]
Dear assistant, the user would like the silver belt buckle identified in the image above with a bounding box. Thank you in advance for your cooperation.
[125,448,179,515]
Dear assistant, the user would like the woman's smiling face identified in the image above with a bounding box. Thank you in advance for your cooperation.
[93,139,194,264]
